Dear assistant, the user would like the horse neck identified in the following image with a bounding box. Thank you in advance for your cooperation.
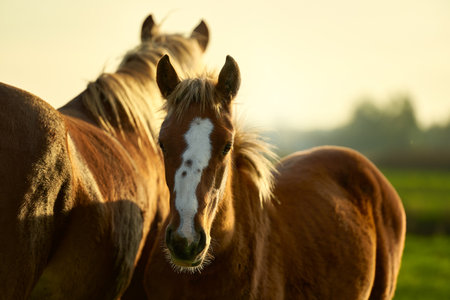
[65,68,162,148]
[211,164,270,258]
[111,69,163,145]
[58,93,98,126]
[115,67,164,120]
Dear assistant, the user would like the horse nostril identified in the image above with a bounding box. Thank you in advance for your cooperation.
[165,227,208,262]
[197,228,206,252]
[165,226,173,246]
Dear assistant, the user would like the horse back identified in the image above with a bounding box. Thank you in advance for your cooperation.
[0,83,72,298]
[272,146,405,299]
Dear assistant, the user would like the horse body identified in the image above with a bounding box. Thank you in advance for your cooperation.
[29,114,164,299]
[143,55,406,299]
[269,147,405,299]
[0,83,72,299]
[0,15,208,299]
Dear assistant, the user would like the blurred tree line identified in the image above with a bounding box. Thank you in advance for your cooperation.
[269,95,450,169]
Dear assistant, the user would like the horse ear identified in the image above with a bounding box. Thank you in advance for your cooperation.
[216,56,241,104]
[191,20,209,52]
[157,55,181,98]
[141,14,159,42]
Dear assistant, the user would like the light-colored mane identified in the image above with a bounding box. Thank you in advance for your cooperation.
[233,124,278,204]
[164,74,220,119]
[81,33,204,148]
[165,76,278,204]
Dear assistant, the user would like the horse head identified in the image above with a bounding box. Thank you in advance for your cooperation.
[157,55,240,271]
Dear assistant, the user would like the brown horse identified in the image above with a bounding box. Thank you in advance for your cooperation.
[0,15,208,299]
[143,55,406,299]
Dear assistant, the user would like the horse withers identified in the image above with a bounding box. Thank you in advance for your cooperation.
[0,15,208,299]
[143,55,406,299]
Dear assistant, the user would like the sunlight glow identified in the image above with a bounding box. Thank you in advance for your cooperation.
[1,0,449,130]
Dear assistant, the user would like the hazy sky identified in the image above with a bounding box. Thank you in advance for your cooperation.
[1,0,449,130]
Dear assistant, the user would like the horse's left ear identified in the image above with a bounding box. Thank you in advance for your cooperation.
[157,55,181,98]
[141,14,159,42]
[216,56,241,104]
[191,20,209,52]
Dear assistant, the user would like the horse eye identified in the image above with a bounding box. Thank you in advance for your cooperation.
[222,142,232,155]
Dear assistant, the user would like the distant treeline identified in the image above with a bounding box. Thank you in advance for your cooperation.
[268,96,450,169]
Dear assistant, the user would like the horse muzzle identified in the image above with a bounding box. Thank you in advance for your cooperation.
[165,226,207,266]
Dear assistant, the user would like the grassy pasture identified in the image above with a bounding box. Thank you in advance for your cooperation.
[381,169,450,299]
[382,169,450,234]
[394,235,450,299]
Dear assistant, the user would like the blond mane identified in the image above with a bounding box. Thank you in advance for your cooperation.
[164,73,221,119]
[165,77,278,204]
[80,33,204,148]
[233,123,278,204]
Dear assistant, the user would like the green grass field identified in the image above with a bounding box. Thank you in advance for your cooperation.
[382,169,450,234]
[394,235,450,299]
[380,169,450,299]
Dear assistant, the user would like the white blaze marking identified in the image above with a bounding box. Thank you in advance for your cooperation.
[174,118,213,241]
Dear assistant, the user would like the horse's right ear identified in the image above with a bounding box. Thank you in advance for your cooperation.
[141,14,159,41]
[216,56,241,104]
[191,20,209,52]
[157,55,181,98]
